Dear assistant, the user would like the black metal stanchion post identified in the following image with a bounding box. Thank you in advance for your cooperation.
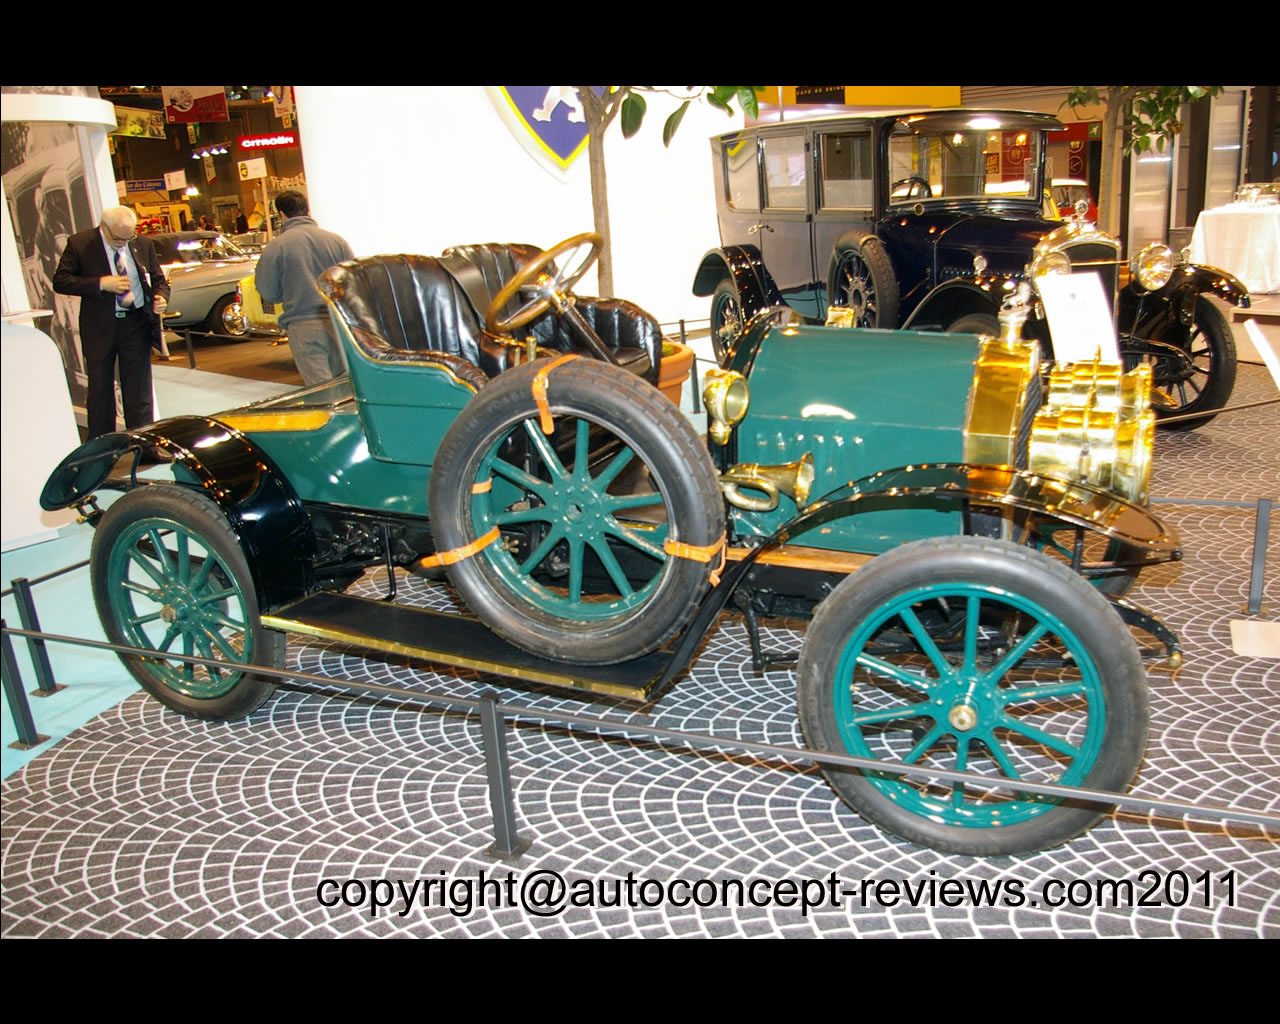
[2,622,49,750]
[1247,497,1272,615]
[477,692,530,861]
[184,329,196,368]
[11,578,62,697]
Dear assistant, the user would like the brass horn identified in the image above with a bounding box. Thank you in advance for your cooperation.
[720,453,815,513]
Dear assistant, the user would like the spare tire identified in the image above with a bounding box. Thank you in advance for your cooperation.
[828,233,899,329]
[428,358,724,664]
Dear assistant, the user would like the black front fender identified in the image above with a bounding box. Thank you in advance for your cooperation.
[901,278,1005,330]
[657,463,1180,687]
[40,417,315,611]
[1119,263,1251,333]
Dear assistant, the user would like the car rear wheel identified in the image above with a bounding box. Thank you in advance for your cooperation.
[797,536,1148,855]
[208,294,247,338]
[91,486,283,720]
[428,358,724,664]
[709,280,744,363]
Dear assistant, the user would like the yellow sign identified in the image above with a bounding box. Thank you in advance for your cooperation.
[781,86,961,108]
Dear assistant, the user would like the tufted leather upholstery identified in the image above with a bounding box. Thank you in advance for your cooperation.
[316,245,662,383]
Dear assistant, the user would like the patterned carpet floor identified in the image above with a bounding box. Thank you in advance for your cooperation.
[3,365,1277,938]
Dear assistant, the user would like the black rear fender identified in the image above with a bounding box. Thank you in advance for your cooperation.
[692,245,785,322]
[40,416,315,611]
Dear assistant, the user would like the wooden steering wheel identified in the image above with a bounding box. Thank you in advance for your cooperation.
[484,232,603,335]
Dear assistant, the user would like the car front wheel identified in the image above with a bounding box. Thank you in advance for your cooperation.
[1129,296,1237,431]
[796,536,1148,855]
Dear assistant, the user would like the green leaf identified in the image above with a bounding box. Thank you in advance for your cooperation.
[738,86,762,119]
[663,101,691,147]
[621,91,646,138]
[705,91,732,114]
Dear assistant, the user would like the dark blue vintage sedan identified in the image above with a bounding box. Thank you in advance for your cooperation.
[693,109,1250,429]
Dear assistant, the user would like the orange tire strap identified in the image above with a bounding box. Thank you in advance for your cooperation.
[416,527,501,570]
[531,353,580,434]
[663,533,728,587]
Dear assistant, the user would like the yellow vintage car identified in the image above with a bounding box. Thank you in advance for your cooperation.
[225,271,283,336]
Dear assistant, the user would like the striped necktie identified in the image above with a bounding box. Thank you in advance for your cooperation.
[114,249,135,310]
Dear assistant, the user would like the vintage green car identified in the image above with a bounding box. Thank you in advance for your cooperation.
[39,233,1181,857]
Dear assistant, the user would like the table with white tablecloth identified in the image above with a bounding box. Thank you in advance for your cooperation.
[1189,201,1280,294]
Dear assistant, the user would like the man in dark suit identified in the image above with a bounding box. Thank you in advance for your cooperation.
[53,206,170,438]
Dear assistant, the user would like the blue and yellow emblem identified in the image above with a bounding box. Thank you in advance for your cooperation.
[487,87,603,179]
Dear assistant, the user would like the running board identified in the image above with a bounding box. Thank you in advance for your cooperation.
[262,591,670,701]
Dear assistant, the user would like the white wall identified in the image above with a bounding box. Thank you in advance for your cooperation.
[293,86,737,326]
[1,324,80,548]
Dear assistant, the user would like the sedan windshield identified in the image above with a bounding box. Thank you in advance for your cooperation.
[889,122,1043,203]
[154,234,252,264]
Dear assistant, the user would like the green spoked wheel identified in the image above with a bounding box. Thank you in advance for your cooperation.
[797,536,1148,855]
[429,359,723,664]
[91,486,283,720]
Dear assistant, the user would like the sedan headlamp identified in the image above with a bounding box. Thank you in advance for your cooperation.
[1130,243,1175,293]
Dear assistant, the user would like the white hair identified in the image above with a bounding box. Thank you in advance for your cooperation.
[101,206,138,233]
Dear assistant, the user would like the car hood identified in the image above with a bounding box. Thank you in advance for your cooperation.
[895,211,1056,255]
[886,211,1056,279]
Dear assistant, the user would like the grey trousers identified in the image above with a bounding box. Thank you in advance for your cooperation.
[287,317,348,387]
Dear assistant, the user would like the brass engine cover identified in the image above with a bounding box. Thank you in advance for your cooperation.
[1030,360,1154,504]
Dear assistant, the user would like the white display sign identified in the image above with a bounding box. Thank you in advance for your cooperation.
[1037,271,1119,363]
[238,157,268,180]
[164,169,187,191]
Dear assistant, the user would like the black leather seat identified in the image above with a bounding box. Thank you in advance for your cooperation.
[316,245,662,383]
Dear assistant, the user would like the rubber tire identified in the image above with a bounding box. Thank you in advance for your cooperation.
[709,280,745,364]
[91,486,283,720]
[796,536,1148,856]
[1139,296,1237,431]
[207,294,245,338]
[428,358,724,664]
[829,234,899,329]
[947,313,1000,337]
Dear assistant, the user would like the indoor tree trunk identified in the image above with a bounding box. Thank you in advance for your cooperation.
[578,86,617,299]
[586,127,614,298]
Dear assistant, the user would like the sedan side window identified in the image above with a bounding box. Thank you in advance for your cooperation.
[762,135,807,209]
[819,132,872,210]
[723,136,759,212]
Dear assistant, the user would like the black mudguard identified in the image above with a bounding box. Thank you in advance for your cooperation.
[692,244,786,322]
[1119,262,1251,335]
[40,416,315,611]
[901,277,1005,330]
[657,463,1181,687]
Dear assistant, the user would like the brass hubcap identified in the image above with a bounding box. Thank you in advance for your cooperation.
[948,705,978,731]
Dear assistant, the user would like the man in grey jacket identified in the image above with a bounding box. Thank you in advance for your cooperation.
[255,190,354,386]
